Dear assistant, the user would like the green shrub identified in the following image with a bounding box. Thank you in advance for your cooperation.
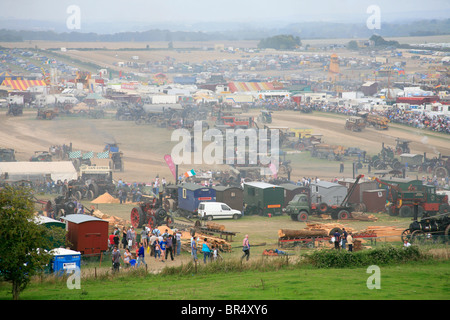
[303,245,427,268]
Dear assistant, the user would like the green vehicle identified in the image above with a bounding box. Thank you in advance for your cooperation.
[243,182,284,216]
[285,192,311,221]
[286,174,364,221]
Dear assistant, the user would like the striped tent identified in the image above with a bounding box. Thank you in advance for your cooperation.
[1,79,47,91]
[228,81,277,93]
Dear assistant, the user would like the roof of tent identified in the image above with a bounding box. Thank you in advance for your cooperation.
[0,161,77,182]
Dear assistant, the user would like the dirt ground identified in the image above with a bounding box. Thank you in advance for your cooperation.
[2,109,449,184]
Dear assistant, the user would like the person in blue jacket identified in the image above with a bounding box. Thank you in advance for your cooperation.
[137,242,147,267]
[202,238,211,264]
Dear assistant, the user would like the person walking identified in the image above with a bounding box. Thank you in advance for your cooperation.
[191,237,198,263]
[333,230,341,250]
[112,246,121,273]
[341,228,348,250]
[160,237,167,262]
[136,242,147,267]
[126,226,133,250]
[176,231,181,256]
[165,235,174,261]
[347,232,354,252]
[154,239,161,261]
[149,232,157,257]
[202,238,211,264]
[241,234,250,261]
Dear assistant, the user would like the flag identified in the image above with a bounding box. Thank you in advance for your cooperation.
[97,151,109,159]
[82,151,94,159]
[164,154,177,180]
[69,151,82,159]
[184,169,196,178]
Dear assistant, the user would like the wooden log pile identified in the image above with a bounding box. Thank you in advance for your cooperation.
[175,224,233,253]
[362,226,405,242]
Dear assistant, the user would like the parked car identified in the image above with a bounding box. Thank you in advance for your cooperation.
[198,202,242,220]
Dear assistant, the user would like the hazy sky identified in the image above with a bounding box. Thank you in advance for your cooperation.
[1,0,450,31]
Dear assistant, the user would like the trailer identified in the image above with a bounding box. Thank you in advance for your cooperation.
[177,183,216,218]
[243,181,284,216]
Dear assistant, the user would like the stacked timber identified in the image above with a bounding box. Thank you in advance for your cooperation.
[180,233,232,252]
[305,222,355,235]
[363,226,405,242]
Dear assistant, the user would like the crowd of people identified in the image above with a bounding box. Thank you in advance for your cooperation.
[109,225,252,273]
[109,226,183,272]
[311,103,450,134]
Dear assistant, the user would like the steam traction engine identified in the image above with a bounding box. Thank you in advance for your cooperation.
[401,205,450,244]
[130,195,173,229]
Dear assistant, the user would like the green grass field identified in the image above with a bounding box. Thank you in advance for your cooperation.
[1,259,448,300]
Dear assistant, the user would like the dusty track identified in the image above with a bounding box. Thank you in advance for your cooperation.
[1,110,449,183]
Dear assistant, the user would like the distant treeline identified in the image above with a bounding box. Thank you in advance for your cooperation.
[0,29,229,42]
[0,18,449,42]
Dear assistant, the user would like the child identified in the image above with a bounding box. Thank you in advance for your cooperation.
[154,239,161,260]
[212,245,218,261]
[160,237,167,262]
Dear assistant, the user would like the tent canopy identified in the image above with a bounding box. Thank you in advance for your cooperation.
[0,161,77,182]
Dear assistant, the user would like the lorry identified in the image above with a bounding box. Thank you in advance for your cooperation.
[285,174,364,221]
[374,177,449,217]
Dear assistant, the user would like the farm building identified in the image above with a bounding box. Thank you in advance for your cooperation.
[243,181,284,216]
[310,181,347,206]
[279,183,310,207]
[177,183,216,215]
[60,214,108,255]
[0,161,77,183]
[213,186,244,211]
[362,189,387,213]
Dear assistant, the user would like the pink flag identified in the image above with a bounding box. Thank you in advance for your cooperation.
[269,163,278,179]
[164,154,176,180]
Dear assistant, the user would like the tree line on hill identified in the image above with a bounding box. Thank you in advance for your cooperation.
[0,19,449,43]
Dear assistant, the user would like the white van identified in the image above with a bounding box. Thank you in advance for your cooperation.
[198,202,242,220]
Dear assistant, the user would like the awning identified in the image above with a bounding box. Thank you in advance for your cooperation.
[1,79,47,91]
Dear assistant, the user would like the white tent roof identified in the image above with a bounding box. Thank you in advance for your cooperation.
[0,161,77,182]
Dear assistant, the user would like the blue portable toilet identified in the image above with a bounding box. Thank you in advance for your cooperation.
[177,183,216,216]
[50,248,81,275]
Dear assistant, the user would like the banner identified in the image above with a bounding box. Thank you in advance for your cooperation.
[97,151,109,159]
[164,154,177,180]
[82,151,94,159]
[69,151,81,159]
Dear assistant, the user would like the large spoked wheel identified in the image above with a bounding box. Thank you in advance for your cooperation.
[410,230,426,244]
[131,207,144,228]
[401,229,412,242]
